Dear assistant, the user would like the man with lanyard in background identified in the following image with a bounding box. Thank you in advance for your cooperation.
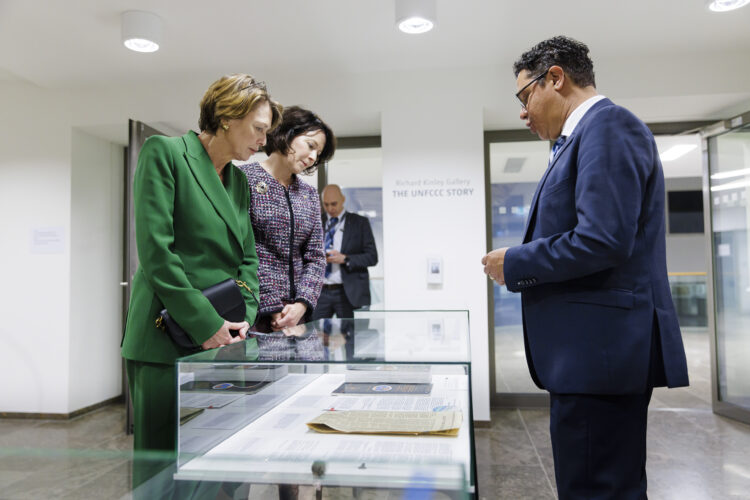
[313,184,378,339]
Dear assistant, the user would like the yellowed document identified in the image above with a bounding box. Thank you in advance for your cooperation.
[306,410,462,436]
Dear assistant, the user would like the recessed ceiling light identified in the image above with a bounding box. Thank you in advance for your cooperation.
[706,0,750,12]
[398,16,434,34]
[659,144,697,162]
[124,38,158,53]
[396,0,436,34]
[121,11,163,53]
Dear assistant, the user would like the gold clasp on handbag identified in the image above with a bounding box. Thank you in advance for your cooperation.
[155,316,165,330]
[235,280,260,304]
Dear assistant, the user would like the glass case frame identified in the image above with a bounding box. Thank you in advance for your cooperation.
[173,310,476,497]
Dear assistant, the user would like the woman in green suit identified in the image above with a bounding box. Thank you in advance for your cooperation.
[121,74,282,491]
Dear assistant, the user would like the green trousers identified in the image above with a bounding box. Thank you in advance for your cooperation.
[126,359,177,454]
[126,360,221,499]
[126,360,178,495]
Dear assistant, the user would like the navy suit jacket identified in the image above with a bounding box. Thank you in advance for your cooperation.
[504,98,689,395]
[327,212,378,308]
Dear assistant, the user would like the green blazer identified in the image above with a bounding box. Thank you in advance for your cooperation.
[121,131,259,365]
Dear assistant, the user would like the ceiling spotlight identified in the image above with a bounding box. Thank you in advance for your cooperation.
[396,0,436,34]
[706,0,750,11]
[121,11,163,53]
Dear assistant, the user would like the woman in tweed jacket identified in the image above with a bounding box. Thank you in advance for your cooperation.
[239,106,336,332]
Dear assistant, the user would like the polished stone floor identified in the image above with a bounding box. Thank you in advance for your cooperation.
[1,328,749,499]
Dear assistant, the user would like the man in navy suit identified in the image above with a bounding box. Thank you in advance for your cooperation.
[313,184,378,329]
[482,36,689,499]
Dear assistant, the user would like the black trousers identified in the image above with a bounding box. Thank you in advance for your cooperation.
[549,389,653,500]
[313,287,357,361]
[313,286,355,332]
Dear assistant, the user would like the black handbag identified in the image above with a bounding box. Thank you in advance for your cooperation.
[155,279,257,352]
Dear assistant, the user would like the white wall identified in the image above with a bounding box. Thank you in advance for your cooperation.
[0,67,740,419]
[0,82,72,413]
[1,75,492,419]
[0,82,124,414]
[68,129,124,411]
[381,71,490,421]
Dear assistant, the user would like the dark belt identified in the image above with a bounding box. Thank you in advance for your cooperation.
[322,284,344,290]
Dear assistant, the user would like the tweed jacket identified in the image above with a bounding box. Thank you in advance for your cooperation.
[239,162,325,317]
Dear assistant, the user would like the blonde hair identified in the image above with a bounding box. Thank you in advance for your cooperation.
[198,74,282,133]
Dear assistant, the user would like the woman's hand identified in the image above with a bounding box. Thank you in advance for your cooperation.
[201,320,249,350]
[271,303,307,330]
[282,324,308,337]
[268,312,283,331]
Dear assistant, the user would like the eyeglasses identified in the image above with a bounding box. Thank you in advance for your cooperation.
[515,69,548,109]
[240,80,267,93]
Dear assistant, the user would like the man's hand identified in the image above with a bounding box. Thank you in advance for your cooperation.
[325,249,347,264]
[482,247,508,285]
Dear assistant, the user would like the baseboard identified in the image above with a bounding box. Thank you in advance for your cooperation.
[473,420,491,428]
[491,392,550,408]
[0,395,124,420]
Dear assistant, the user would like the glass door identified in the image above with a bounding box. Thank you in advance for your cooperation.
[124,119,171,434]
[325,141,384,309]
[705,113,750,424]
[486,129,709,408]
[485,133,550,406]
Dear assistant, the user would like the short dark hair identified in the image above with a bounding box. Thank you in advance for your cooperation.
[264,106,336,175]
[513,36,596,88]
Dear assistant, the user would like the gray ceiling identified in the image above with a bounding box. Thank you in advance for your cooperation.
[2,0,749,141]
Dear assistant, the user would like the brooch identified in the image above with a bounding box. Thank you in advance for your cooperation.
[255,181,268,194]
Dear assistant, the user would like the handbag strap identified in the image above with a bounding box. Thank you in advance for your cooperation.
[235,279,260,305]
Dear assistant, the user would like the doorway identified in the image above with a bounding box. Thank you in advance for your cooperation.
[485,125,713,408]
[703,112,750,424]
[123,119,171,434]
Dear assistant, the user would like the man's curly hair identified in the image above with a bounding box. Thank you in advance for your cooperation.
[513,36,596,88]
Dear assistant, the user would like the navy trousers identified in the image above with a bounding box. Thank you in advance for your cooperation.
[549,389,653,500]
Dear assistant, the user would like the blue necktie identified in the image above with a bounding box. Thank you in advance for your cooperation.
[324,217,338,277]
[549,135,567,165]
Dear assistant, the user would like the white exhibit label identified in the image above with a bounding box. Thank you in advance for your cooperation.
[30,227,65,254]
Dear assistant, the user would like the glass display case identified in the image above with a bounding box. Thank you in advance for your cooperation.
[173,310,475,498]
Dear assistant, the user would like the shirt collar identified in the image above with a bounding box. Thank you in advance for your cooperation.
[560,94,606,138]
[329,210,346,223]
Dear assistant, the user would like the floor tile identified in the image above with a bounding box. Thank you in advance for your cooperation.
[474,428,538,466]
[61,460,132,500]
[476,464,555,499]
[0,454,124,499]
[0,470,32,491]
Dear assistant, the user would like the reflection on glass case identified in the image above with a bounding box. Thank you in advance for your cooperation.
[174,310,474,497]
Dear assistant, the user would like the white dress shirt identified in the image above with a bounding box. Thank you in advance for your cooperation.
[560,94,607,138]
